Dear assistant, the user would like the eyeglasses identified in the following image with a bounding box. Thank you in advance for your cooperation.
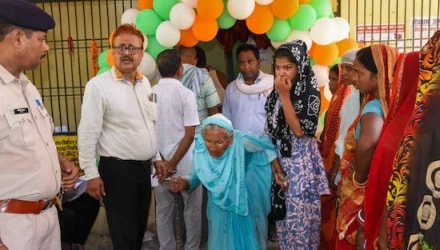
[112,45,143,54]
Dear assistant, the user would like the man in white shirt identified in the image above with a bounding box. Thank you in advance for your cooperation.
[78,24,157,249]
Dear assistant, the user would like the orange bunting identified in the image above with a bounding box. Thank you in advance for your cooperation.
[91,40,99,76]
[246,4,274,34]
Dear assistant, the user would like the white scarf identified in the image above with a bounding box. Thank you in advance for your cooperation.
[235,71,274,97]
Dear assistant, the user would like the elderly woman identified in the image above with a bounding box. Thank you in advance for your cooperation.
[169,114,283,250]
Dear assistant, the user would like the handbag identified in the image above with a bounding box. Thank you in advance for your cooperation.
[268,180,286,221]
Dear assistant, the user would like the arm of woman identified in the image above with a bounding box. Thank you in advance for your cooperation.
[275,76,304,137]
[353,112,383,184]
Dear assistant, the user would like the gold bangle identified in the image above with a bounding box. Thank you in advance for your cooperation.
[352,171,367,188]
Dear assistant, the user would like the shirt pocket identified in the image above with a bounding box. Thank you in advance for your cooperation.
[4,112,36,147]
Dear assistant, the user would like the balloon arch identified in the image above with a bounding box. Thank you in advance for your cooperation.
[97,0,360,116]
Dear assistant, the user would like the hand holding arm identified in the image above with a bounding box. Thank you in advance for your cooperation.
[271,158,289,191]
[169,176,190,193]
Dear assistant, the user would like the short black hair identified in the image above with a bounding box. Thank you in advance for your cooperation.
[356,47,377,74]
[195,46,206,68]
[236,43,260,60]
[156,49,181,78]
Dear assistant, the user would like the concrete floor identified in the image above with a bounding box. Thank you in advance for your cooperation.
[85,197,280,250]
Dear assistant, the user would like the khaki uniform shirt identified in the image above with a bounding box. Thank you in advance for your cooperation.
[0,65,61,201]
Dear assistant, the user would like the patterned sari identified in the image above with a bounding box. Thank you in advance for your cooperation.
[386,30,440,249]
[363,52,419,249]
[335,45,398,249]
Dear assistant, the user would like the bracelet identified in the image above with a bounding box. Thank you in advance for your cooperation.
[357,209,365,227]
[352,171,367,188]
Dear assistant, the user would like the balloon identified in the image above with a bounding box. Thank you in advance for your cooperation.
[270,0,299,19]
[288,4,316,31]
[227,0,255,20]
[246,4,274,34]
[109,31,115,47]
[146,35,169,59]
[169,3,196,30]
[143,35,149,51]
[197,0,223,20]
[181,0,198,8]
[310,17,338,45]
[153,0,179,20]
[180,28,199,47]
[309,0,332,18]
[217,1,236,29]
[191,15,218,42]
[266,18,291,42]
[255,0,274,5]
[121,8,139,25]
[323,84,332,102]
[136,9,162,36]
[271,30,312,51]
[138,0,153,10]
[334,17,350,42]
[312,65,329,88]
[98,50,110,69]
[156,21,180,47]
[107,50,114,66]
[311,43,338,66]
[336,38,358,56]
[299,0,310,3]
[97,66,111,75]
[138,52,157,77]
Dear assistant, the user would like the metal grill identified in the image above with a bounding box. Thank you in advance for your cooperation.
[28,0,440,132]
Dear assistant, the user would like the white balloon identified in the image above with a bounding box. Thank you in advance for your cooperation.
[227,0,255,20]
[334,17,350,42]
[181,0,198,8]
[255,0,274,5]
[143,35,148,51]
[310,18,338,45]
[121,8,139,25]
[156,21,180,47]
[271,30,312,52]
[323,83,332,101]
[138,52,157,79]
[312,65,329,88]
[170,3,196,30]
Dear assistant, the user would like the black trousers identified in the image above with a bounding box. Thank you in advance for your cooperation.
[58,193,100,245]
[99,156,152,250]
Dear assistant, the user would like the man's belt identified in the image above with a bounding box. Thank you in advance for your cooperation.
[0,198,57,214]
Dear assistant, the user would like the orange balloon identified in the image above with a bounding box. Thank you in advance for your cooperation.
[180,29,199,47]
[197,0,224,20]
[138,0,153,10]
[108,30,115,47]
[319,86,330,116]
[336,38,358,57]
[192,15,218,42]
[299,0,310,3]
[312,43,339,66]
[270,0,299,19]
[246,4,274,34]
[107,50,115,66]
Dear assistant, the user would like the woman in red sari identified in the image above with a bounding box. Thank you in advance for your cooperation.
[335,45,398,249]
[362,51,419,250]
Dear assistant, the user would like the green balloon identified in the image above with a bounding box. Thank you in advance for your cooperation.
[331,57,341,66]
[136,9,162,36]
[319,109,327,127]
[267,19,291,42]
[217,3,236,29]
[153,0,178,20]
[147,36,168,59]
[288,4,317,31]
[97,66,111,75]
[310,57,316,66]
[98,49,110,69]
[309,0,332,19]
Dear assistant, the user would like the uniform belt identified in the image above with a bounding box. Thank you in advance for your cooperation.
[0,198,57,214]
